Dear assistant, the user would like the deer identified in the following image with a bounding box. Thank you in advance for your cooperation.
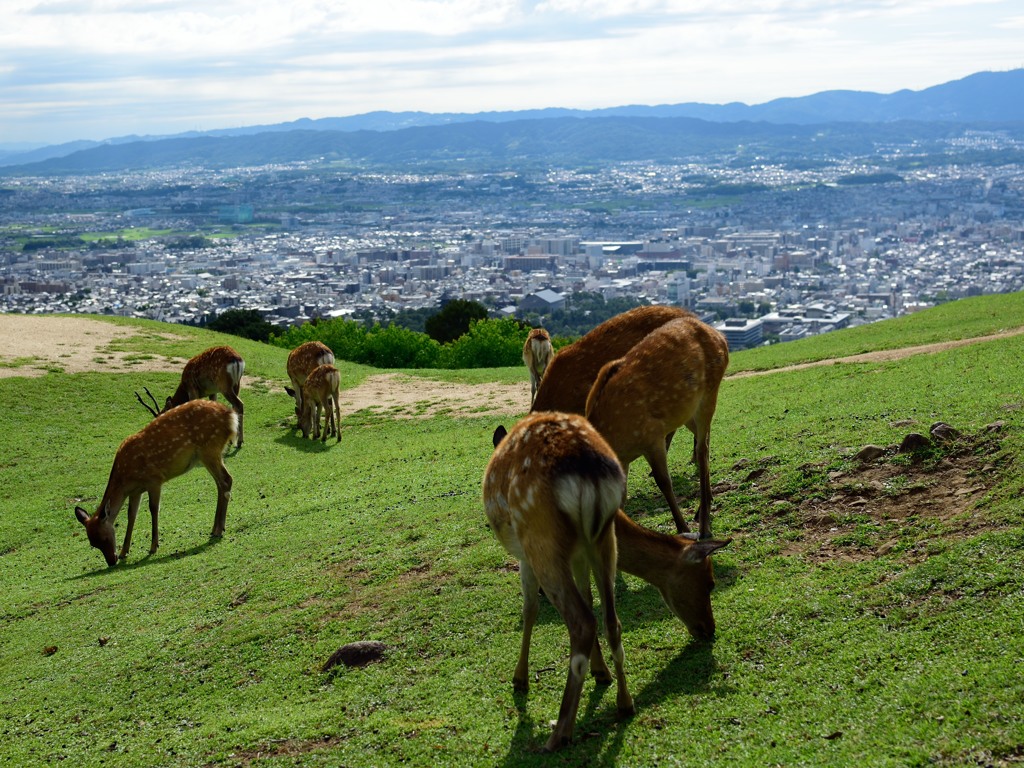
[74,399,238,568]
[485,411,633,751]
[284,341,335,423]
[485,412,730,750]
[298,363,342,442]
[135,345,245,447]
[585,315,729,540]
[612,509,730,641]
[522,327,553,406]
[530,305,690,415]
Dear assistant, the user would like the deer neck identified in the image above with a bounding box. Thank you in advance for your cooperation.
[613,510,677,585]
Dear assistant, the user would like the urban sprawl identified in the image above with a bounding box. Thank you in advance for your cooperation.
[3,133,1023,350]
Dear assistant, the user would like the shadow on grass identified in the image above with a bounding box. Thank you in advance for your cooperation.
[69,535,224,579]
[497,640,720,765]
[274,428,342,453]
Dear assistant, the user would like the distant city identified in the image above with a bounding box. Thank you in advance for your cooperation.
[2,127,1023,350]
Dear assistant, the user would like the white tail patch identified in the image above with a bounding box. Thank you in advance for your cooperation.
[552,473,620,541]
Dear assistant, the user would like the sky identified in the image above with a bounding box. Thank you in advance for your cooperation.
[2,0,1023,148]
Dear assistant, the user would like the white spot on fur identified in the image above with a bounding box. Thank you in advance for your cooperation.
[570,653,590,681]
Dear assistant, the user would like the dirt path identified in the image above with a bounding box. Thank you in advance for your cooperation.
[3,315,1023,418]
[728,325,1024,378]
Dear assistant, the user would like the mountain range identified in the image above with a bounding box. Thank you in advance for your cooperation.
[2,68,1023,173]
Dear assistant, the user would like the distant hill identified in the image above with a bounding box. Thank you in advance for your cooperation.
[2,69,1023,173]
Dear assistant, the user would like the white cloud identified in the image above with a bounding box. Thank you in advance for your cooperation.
[1,0,1022,143]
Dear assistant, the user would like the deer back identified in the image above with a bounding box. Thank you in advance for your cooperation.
[287,341,335,385]
[531,305,691,414]
[301,364,340,404]
[522,328,553,376]
[168,346,244,408]
[484,412,625,561]
[585,316,728,463]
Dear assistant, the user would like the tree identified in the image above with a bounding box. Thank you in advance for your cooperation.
[206,309,276,342]
[424,299,488,344]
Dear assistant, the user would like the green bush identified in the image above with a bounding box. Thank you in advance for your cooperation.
[439,318,527,368]
[272,315,534,369]
[363,323,442,368]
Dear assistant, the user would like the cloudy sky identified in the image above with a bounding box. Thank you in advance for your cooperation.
[2,0,1022,147]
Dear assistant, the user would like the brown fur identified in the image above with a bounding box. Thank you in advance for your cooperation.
[74,400,237,567]
[522,328,554,405]
[613,511,729,640]
[531,306,690,414]
[299,364,342,442]
[483,412,730,748]
[586,316,729,538]
[285,341,335,422]
[164,345,245,446]
[484,412,631,751]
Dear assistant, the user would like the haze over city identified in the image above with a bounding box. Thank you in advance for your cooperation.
[3,0,1024,146]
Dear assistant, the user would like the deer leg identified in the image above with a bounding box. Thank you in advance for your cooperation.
[147,486,162,554]
[224,390,245,447]
[202,457,233,538]
[541,582,596,752]
[694,420,713,540]
[333,393,342,442]
[593,530,633,717]
[646,443,690,534]
[120,492,143,560]
[513,562,540,692]
[572,558,611,684]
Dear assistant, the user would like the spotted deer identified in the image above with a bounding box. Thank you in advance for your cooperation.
[284,341,335,422]
[485,412,730,749]
[298,363,342,442]
[137,345,245,447]
[530,305,690,415]
[74,400,237,567]
[485,412,633,751]
[585,315,729,539]
[522,327,553,405]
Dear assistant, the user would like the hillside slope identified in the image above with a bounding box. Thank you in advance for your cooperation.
[1,298,1022,766]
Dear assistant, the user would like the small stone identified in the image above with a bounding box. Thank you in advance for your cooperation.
[898,433,931,453]
[855,445,886,462]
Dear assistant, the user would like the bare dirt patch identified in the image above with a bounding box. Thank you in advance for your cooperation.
[0,315,531,417]
[772,427,1011,563]
[0,315,188,377]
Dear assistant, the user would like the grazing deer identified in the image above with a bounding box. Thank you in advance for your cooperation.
[586,316,729,539]
[298,363,342,442]
[522,327,553,406]
[530,305,689,415]
[613,510,730,641]
[74,400,238,567]
[284,341,335,421]
[137,345,245,447]
[484,412,634,752]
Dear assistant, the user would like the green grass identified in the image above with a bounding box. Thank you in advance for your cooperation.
[731,291,1024,373]
[2,296,1024,766]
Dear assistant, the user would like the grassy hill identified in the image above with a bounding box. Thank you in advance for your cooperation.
[2,295,1024,766]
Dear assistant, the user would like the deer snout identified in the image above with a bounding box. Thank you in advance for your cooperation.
[686,619,716,643]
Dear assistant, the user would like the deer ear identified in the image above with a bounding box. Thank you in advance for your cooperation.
[492,425,508,448]
[74,506,90,526]
[681,538,732,563]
